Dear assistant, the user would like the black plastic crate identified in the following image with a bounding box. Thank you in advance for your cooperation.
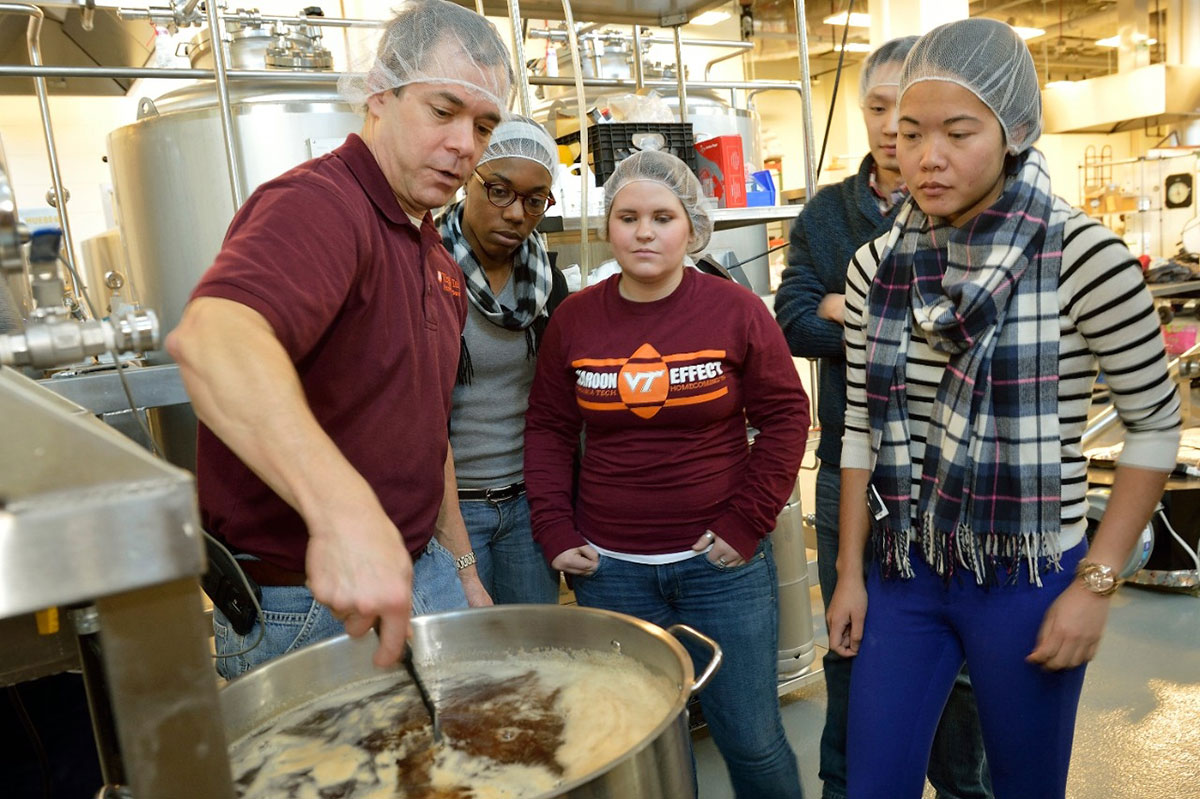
[556,122,697,186]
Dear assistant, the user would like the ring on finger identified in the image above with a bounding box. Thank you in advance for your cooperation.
[717,556,727,566]
[705,531,715,541]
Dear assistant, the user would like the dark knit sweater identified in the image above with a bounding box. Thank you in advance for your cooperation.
[773,155,899,466]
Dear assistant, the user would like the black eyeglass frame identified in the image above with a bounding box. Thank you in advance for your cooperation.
[471,171,556,217]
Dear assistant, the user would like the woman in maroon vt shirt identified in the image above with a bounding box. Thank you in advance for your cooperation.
[524,150,810,798]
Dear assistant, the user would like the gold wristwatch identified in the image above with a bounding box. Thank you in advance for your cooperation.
[454,550,477,571]
[1075,559,1121,596]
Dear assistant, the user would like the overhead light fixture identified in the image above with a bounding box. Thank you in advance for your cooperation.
[1012,26,1045,40]
[833,42,873,53]
[822,11,871,28]
[1095,34,1157,47]
[690,10,731,26]
[1044,79,1077,88]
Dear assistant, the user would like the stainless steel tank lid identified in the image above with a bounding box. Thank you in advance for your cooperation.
[140,79,351,117]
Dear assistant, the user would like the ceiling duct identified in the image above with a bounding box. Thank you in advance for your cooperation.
[1043,0,1200,134]
[1043,63,1200,132]
[0,7,155,96]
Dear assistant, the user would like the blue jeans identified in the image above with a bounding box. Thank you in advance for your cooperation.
[459,494,559,604]
[213,537,468,680]
[815,463,991,799]
[847,542,1088,799]
[572,538,803,799]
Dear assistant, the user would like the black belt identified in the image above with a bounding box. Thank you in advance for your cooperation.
[238,558,307,587]
[457,481,526,502]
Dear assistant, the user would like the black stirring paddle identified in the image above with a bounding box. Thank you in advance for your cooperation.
[403,645,442,743]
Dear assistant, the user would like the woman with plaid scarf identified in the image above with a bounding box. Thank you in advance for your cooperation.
[826,19,1181,799]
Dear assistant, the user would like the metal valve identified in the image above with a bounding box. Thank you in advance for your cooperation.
[0,309,160,369]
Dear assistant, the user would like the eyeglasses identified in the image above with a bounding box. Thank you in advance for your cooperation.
[472,171,556,217]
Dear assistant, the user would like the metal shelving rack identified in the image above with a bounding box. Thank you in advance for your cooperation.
[454,0,819,276]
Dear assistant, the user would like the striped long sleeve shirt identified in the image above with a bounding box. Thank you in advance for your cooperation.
[842,201,1182,551]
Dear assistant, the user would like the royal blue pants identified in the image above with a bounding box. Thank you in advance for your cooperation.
[815,465,991,799]
[846,541,1088,799]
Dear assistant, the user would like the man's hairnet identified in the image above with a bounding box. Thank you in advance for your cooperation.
[859,36,919,105]
[899,18,1041,154]
[339,0,513,113]
[601,150,713,254]
[477,115,560,182]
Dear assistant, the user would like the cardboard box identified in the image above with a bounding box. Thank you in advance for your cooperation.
[694,135,746,208]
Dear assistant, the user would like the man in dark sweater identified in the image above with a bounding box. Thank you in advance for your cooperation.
[774,37,992,799]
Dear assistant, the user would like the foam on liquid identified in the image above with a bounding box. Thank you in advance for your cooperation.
[229,648,677,799]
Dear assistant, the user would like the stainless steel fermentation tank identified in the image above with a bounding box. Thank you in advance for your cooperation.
[535,34,772,292]
[107,81,360,349]
[106,31,361,468]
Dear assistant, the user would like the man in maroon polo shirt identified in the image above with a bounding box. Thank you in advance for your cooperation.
[166,0,514,677]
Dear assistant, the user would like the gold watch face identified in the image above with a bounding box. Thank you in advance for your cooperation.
[1081,564,1116,593]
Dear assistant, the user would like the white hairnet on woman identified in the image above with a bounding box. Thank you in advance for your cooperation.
[478,115,560,181]
[600,150,714,253]
[858,35,919,106]
[339,0,514,112]
[898,17,1041,153]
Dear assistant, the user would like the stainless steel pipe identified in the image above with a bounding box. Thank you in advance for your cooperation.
[0,3,82,309]
[507,0,532,116]
[528,28,754,50]
[673,24,688,122]
[1082,340,1200,448]
[794,0,818,201]
[204,0,244,209]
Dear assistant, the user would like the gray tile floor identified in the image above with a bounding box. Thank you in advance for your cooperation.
[692,584,1200,799]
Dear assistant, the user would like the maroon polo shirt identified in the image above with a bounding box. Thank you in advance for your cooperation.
[191,133,467,572]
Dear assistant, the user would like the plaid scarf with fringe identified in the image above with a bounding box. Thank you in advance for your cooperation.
[437,201,553,384]
[863,148,1066,585]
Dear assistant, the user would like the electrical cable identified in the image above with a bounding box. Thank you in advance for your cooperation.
[725,239,791,270]
[1156,507,1200,572]
[816,0,854,181]
[56,254,161,459]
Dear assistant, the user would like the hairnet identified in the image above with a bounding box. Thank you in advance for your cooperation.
[601,150,713,254]
[477,115,560,181]
[338,0,513,113]
[859,36,919,105]
[898,18,1042,154]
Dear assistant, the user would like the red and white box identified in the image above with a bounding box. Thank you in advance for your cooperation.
[694,135,746,208]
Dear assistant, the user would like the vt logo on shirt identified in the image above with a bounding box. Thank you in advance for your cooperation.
[573,343,729,419]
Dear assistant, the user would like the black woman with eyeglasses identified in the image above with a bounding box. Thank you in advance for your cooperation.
[436,115,568,604]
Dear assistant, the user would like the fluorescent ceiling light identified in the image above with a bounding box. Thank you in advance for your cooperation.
[1044,80,1076,88]
[833,42,873,53]
[690,10,731,25]
[1095,34,1157,47]
[823,11,871,27]
[1012,26,1045,40]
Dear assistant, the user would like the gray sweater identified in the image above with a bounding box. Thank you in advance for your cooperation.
[450,279,534,488]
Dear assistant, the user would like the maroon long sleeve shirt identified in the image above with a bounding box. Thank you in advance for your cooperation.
[524,268,810,563]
